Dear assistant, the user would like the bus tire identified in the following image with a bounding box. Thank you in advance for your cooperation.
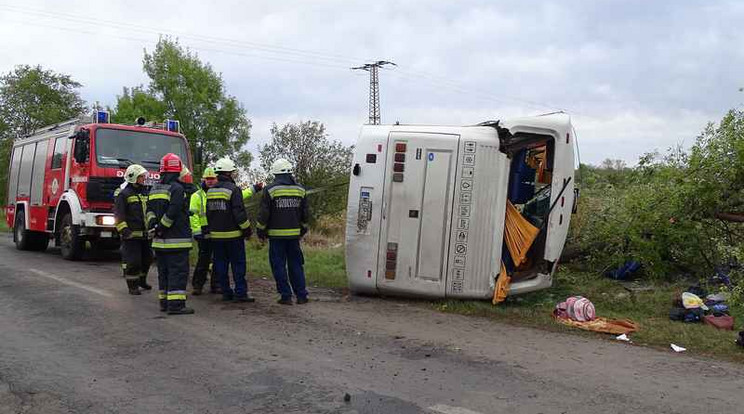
[59,213,84,261]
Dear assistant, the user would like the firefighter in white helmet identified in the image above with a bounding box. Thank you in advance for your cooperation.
[114,164,153,295]
[206,158,255,302]
[257,158,310,305]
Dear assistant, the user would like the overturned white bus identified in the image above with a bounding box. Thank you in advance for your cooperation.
[345,113,576,300]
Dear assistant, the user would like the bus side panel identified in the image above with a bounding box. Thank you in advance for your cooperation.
[345,126,390,294]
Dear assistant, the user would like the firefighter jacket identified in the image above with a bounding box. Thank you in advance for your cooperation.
[257,174,310,239]
[114,184,148,239]
[190,185,208,238]
[147,174,193,251]
[205,175,251,240]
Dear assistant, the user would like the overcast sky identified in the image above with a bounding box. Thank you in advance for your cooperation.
[1,0,742,166]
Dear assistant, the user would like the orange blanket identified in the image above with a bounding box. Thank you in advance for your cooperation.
[552,311,639,335]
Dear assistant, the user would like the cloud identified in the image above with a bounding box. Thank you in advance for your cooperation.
[0,0,741,168]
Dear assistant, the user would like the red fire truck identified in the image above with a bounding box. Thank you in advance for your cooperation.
[4,111,194,260]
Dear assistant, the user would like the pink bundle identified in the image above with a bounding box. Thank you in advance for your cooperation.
[556,296,596,322]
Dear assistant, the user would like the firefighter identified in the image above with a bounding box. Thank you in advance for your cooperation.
[206,158,254,302]
[257,158,310,305]
[147,153,194,315]
[114,164,152,295]
[190,167,219,295]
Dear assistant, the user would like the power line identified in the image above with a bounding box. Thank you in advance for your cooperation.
[351,61,396,124]
[0,3,575,114]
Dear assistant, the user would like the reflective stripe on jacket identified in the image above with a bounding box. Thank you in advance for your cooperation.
[114,184,148,239]
[147,177,193,251]
[205,175,251,240]
[257,174,310,239]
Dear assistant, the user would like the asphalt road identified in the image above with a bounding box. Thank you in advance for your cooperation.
[1,234,743,414]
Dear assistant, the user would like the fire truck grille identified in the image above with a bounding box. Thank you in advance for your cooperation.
[87,177,122,203]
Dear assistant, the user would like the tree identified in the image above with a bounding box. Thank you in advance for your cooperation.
[259,121,353,217]
[111,38,252,169]
[0,65,86,201]
[109,86,167,125]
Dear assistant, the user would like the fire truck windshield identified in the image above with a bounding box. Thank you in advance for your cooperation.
[95,128,189,169]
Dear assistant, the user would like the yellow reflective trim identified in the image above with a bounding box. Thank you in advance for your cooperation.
[256,222,267,230]
[206,192,230,200]
[158,293,167,299]
[238,220,251,230]
[152,242,193,249]
[268,228,301,236]
[129,230,145,238]
[269,189,305,198]
[210,230,242,239]
[167,294,187,301]
[160,216,174,227]
[126,195,141,204]
[148,193,170,201]
[116,221,128,231]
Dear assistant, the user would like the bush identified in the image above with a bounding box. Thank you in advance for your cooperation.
[569,109,744,281]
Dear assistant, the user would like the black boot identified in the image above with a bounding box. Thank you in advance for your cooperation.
[139,276,152,290]
[167,306,195,315]
[126,280,141,295]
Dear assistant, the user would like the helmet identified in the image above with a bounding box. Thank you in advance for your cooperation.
[269,158,293,175]
[179,167,193,183]
[202,167,217,179]
[160,153,182,173]
[124,164,147,184]
[214,157,237,173]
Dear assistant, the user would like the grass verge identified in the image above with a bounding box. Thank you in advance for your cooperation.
[245,239,346,288]
[431,265,744,363]
[0,210,7,232]
[189,232,744,362]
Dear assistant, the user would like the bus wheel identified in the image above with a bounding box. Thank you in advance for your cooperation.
[59,213,84,261]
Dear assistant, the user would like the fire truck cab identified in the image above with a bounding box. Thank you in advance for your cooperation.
[4,111,192,260]
[345,113,576,300]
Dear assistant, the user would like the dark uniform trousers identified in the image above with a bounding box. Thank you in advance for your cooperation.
[192,238,216,291]
[121,239,153,281]
[156,251,190,311]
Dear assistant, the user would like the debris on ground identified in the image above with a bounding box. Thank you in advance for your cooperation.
[670,344,687,353]
[615,334,631,342]
[605,260,641,281]
[670,288,734,330]
[703,314,734,330]
[552,296,638,335]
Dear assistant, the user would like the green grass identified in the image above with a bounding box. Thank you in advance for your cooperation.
[245,239,347,288]
[188,239,347,289]
[431,266,744,363]
[0,210,7,232]
[188,237,744,362]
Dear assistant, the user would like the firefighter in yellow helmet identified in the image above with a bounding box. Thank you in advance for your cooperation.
[190,167,219,295]
[114,164,152,295]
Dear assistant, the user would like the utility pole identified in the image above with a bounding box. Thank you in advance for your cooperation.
[351,60,396,125]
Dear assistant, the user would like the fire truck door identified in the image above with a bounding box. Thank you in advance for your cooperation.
[378,132,459,296]
[46,136,68,208]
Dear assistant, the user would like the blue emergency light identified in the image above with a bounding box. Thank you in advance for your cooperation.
[96,110,110,124]
[164,119,180,133]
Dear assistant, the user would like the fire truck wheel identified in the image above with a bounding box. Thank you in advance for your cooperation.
[12,210,47,251]
[14,211,32,251]
[59,213,85,261]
